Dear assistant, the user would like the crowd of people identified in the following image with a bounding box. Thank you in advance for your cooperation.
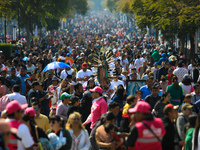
[0,11,200,150]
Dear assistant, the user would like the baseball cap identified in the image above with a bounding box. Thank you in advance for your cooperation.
[166,103,179,110]
[2,67,7,71]
[128,101,151,114]
[24,107,36,117]
[183,74,190,79]
[66,53,70,57]
[82,63,88,68]
[90,86,103,94]
[181,103,193,111]
[167,52,172,55]
[60,92,72,100]
[6,100,28,115]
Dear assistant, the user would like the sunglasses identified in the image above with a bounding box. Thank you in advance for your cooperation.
[34,108,39,111]
[72,118,80,121]
[49,120,57,124]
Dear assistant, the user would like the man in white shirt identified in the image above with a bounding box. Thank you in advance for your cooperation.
[60,66,73,80]
[134,55,141,70]
[76,63,93,85]
[6,85,27,105]
[5,100,34,150]
[173,61,188,83]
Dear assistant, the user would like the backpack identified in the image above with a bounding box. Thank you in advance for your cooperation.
[0,95,12,111]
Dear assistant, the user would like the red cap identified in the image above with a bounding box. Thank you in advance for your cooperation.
[128,101,151,114]
[6,100,28,115]
[90,86,103,94]
[25,107,36,117]
[2,67,7,71]
[166,104,179,109]
[82,63,88,68]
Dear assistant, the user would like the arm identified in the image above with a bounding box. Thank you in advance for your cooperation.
[176,116,185,140]
[83,114,91,126]
[95,134,115,149]
[100,102,108,115]
[127,126,138,149]
[64,130,72,150]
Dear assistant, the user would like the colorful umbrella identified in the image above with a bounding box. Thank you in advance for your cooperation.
[42,62,70,72]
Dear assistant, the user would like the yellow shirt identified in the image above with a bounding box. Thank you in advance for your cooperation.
[122,103,130,115]
[35,114,50,132]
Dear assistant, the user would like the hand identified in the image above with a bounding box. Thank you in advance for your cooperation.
[82,122,87,126]
[44,94,49,99]
[84,76,88,81]
[109,142,116,149]
[179,141,185,146]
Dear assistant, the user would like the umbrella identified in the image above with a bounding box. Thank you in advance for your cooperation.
[42,62,70,72]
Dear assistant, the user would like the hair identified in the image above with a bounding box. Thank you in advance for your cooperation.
[194,83,200,90]
[172,76,179,90]
[32,101,41,108]
[160,92,169,102]
[60,79,68,88]
[163,105,173,116]
[12,85,20,92]
[49,115,64,127]
[182,77,192,86]
[70,96,79,105]
[74,83,82,91]
[184,114,197,134]
[114,85,124,101]
[108,101,120,110]
[104,123,114,134]
[147,76,154,81]
[11,67,16,71]
[193,114,200,149]
[126,95,136,105]
[31,97,39,104]
[135,90,142,95]
[66,112,85,130]
[105,112,116,122]
[32,81,39,88]
[22,114,36,126]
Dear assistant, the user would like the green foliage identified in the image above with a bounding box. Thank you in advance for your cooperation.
[69,0,88,15]
[106,0,118,12]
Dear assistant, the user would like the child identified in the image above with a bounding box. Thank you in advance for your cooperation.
[123,95,137,115]
[135,90,144,102]
[104,123,126,150]
[66,95,79,118]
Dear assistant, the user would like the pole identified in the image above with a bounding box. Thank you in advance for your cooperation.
[4,18,6,43]
[18,8,20,40]
[195,31,198,54]
[13,26,16,40]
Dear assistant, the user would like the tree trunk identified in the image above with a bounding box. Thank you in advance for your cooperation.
[189,34,195,59]
[155,29,158,44]
[26,18,30,48]
[180,37,185,52]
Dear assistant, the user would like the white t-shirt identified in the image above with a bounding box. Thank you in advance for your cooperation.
[76,69,94,84]
[0,64,5,70]
[60,69,73,79]
[26,65,35,73]
[7,92,27,105]
[110,80,124,90]
[6,119,34,150]
[134,59,141,70]
[121,59,129,70]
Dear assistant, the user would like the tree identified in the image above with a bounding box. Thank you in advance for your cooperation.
[69,0,88,15]
[106,0,118,12]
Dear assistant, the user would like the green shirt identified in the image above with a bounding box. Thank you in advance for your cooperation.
[184,128,194,150]
[166,83,183,105]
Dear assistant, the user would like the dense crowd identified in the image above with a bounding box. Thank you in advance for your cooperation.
[0,11,200,150]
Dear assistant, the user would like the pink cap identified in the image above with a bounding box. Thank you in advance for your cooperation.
[90,86,103,94]
[25,107,36,117]
[6,100,28,115]
[128,101,151,114]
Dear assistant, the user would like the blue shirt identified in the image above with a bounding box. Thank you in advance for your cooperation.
[140,85,151,100]
[18,74,29,95]
[112,96,124,109]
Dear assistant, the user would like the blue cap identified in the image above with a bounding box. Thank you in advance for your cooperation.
[168,52,172,55]
[66,53,70,57]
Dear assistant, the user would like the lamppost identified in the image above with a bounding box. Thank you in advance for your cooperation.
[4,18,6,43]
[13,25,16,41]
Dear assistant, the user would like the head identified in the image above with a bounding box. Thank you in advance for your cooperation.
[66,112,84,130]
[60,92,72,105]
[184,94,192,104]
[143,60,147,67]
[146,76,154,89]
[105,112,116,125]
[164,61,170,69]
[194,83,200,95]
[32,81,40,91]
[70,96,79,107]
[20,66,27,76]
[108,101,120,116]
[126,95,137,105]
[49,116,63,131]
[90,86,103,100]
[161,92,171,103]
[52,77,59,86]
[182,74,192,85]
[74,83,83,94]
[130,72,137,80]
[151,84,159,97]
[128,101,151,123]
[12,85,20,93]
[87,78,95,88]
[168,68,173,75]
[82,63,88,72]
[181,103,193,117]
[10,67,16,76]
[32,102,41,117]
[6,100,28,121]
[104,123,115,134]
[60,79,68,88]
[163,104,179,121]
[135,90,142,99]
